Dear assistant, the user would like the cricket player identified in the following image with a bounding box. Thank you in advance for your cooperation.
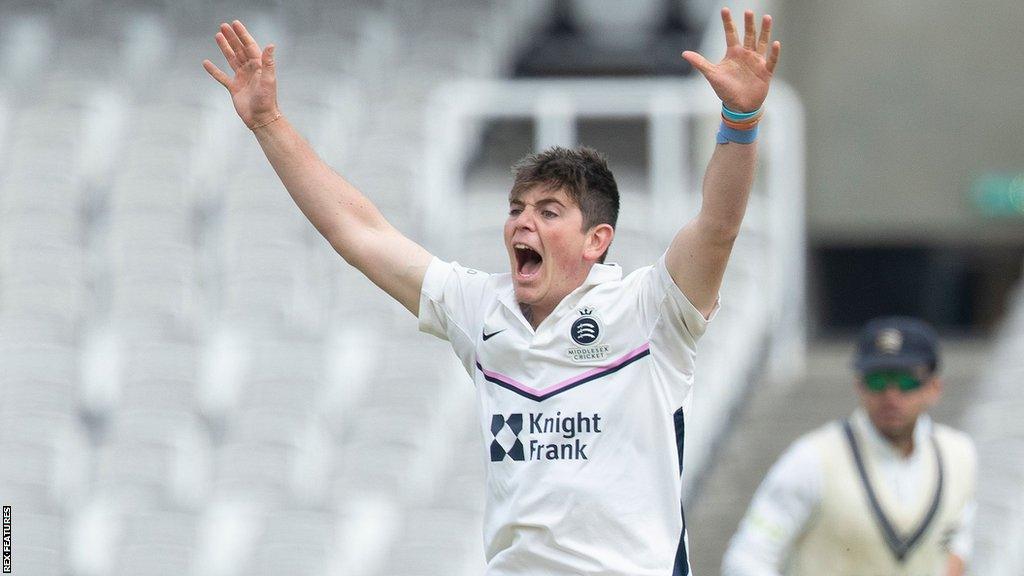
[722,317,977,576]
[204,8,780,574]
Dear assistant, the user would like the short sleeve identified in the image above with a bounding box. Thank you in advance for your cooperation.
[639,254,719,343]
[418,257,493,373]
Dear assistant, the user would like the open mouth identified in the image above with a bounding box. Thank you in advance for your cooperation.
[514,243,543,278]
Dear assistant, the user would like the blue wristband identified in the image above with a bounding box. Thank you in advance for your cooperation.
[722,104,762,122]
[716,121,759,144]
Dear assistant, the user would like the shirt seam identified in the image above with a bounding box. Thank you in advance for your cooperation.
[442,305,474,347]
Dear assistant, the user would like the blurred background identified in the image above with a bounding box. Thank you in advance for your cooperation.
[1,0,1022,575]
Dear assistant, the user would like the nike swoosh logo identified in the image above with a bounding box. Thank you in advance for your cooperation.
[482,329,506,341]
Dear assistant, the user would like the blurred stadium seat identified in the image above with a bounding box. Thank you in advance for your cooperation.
[10,512,63,576]
[111,509,199,576]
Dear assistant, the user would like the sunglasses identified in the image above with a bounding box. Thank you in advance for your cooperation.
[863,371,924,393]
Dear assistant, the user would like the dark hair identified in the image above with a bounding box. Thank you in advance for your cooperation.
[510,146,620,261]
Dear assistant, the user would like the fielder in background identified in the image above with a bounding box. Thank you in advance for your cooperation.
[203,7,779,574]
[722,317,977,576]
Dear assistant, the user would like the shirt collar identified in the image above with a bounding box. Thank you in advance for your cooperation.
[852,407,932,461]
[497,262,623,325]
[583,262,623,286]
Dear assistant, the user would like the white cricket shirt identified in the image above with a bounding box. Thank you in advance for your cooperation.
[722,409,977,576]
[419,255,716,576]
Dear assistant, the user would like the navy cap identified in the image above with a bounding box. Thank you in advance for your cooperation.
[853,316,940,374]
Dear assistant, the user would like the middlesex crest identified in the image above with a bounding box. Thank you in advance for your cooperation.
[567,307,609,362]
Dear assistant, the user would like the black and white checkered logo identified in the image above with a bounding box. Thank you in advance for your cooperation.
[490,413,525,462]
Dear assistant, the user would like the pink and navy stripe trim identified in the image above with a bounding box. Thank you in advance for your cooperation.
[475,343,651,402]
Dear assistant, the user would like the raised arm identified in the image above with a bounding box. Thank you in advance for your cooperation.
[668,8,780,317]
[203,21,433,315]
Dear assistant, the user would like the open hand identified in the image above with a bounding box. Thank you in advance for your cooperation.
[682,8,780,113]
[202,21,281,129]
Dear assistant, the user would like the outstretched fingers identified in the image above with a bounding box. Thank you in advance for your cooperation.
[756,15,772,55]
[743,10,756,50]
[215,32,238,70]
[721,8,739,47]
[681,50,713,76]
[203,59,231,88]
[231,20,263,60]
[766,41,781,73]
[261,44,276,80]
[220,23,247,63]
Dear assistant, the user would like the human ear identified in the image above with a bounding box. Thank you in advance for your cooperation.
[584,224,614,262]
[924,375,943,406]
